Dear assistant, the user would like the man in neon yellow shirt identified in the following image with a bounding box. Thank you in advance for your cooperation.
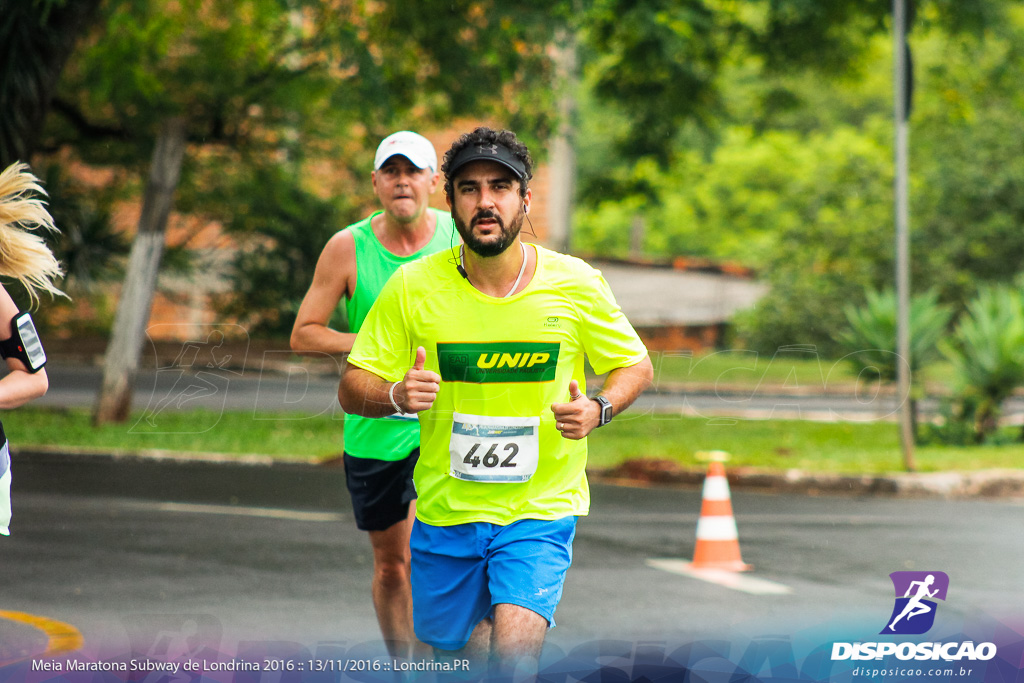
[291,131,456,657]
[340,127,652,675]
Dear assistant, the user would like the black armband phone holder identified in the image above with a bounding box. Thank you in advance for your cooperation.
[0,311,47,373]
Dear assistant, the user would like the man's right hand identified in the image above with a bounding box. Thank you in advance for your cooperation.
[395,346,440,413]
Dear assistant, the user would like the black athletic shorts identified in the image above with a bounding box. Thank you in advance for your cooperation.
[343,449,419,531]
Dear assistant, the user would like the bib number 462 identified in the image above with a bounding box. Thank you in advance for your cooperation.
[449,412,539,483]
[462,442,518,469]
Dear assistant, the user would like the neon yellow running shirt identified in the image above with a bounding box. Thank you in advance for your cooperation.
[342,208,457,461]
[348,245,648,525]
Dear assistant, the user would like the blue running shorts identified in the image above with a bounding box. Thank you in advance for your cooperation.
[410,516,578,651]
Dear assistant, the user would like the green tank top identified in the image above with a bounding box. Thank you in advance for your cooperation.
[342,208,457,460]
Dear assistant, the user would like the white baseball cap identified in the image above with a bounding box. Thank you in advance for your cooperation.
[374,131,438,172]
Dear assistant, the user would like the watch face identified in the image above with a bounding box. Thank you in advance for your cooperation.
[15,313,46,371]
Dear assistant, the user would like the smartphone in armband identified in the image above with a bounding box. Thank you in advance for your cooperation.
[0,312,46,373]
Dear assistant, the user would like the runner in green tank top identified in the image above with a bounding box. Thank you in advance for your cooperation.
[291,131,456,659]
[341,208,455,462]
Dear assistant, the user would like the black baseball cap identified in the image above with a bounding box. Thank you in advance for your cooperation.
[446,141,528,181]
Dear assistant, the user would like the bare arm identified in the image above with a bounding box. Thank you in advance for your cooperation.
[550,354,653,440]
[0,286,48,408]
[338,347,440,417]
[290,230,358,356]
[0,364,48,409]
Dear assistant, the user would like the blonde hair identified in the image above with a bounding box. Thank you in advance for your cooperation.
[0,162,66,305]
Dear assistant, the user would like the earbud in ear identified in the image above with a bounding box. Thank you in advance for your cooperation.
[524,204,530,214]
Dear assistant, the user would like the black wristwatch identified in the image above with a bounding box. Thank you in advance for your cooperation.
[594,395,613,427]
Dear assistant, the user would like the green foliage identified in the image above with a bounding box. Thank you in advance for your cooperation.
[575,3,1024,361]
[576,123,894,357]
[15,0,1021,344]
[358,2,560,143]
[40,164,129,291]
[741,16,1024,353]
[577,0,990,169]
[51,1,358,164]
[576,125,892,270]
[940,285,1024,442]
[0,161,130,333]
[573,0,1005,180]
[838,288,953,382]
[0,0,104,166]
[210,164,351,338]
[838,287,953,446]
[573,158,686,256]
[0,1,50,164]
[42,1,570,333]
[916,398,980,447]
[583,0,724,163]
[45,0,387,342]
[17,163,129,336]
[910,15,1024,306]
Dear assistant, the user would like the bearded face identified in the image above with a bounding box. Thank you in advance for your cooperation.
[454,206,526,258]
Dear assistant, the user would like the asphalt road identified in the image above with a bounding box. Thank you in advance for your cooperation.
[4,454,1023,666]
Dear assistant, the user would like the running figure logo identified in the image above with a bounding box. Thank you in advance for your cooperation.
[881,571,949,635]
[130,324,248,434]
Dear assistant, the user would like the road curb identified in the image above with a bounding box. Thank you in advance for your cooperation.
[591,458,1024,499]
[18,445,286,467]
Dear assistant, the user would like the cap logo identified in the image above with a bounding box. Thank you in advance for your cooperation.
[447,139,527,180]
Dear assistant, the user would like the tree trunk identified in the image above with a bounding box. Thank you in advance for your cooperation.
[909,396,919,445]
[973,398,998,444]
[630,214,646,260]
[93,118,187,424]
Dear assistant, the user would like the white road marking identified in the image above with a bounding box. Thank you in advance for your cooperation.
[126,500,345,522]
[645,558,794,595]
[590,511,893,525]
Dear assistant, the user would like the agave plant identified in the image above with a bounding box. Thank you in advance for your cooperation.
[941,286,1024,442]
[838,288,953,441]
[840,288,953,379]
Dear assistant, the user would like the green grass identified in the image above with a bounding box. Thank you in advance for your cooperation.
[650,350,859,387]
[591,413,1024,474]
[10,407,1024,475]
[8,407,346,461]
[643,350,956,391]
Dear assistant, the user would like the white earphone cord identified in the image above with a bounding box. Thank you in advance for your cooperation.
[505,242,527,297]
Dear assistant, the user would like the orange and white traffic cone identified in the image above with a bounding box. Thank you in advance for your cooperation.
[690,461,751,571]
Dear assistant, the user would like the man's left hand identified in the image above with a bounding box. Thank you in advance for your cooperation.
[550,379,599,440]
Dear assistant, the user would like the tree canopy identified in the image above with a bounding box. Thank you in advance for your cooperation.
[7,0,1022,351]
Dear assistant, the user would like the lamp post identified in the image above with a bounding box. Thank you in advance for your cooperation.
[893,0,915,470]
